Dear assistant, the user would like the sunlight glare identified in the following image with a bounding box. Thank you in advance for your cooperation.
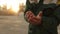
[0,0,26,13]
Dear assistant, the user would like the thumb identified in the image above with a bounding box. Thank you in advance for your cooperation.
[38,11,43,16]
[36,15,41,19]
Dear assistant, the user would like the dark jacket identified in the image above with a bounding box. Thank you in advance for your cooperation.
[24,0,60,34]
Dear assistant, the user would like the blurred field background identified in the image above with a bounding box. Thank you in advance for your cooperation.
[0,12,29,34]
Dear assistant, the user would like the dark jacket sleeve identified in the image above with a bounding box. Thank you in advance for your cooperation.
[54,6,60,26]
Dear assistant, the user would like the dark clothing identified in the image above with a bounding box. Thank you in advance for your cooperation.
[24,0,60,34]
[24,0,43,16]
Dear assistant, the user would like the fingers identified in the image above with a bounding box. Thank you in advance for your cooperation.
[28,15,36,22]
[25,11,32,18]
[25,11,34,19]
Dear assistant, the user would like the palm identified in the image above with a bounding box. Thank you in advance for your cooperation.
[25,11,42,25]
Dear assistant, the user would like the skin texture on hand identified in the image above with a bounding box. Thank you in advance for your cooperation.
[25,11,42,25]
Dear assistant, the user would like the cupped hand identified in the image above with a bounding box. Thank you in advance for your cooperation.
[25,11,43,25]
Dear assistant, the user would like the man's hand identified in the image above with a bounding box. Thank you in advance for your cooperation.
[25,11,42,25]
[25,11,35,19]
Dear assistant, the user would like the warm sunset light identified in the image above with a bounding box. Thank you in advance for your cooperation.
[0,0,26,13]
